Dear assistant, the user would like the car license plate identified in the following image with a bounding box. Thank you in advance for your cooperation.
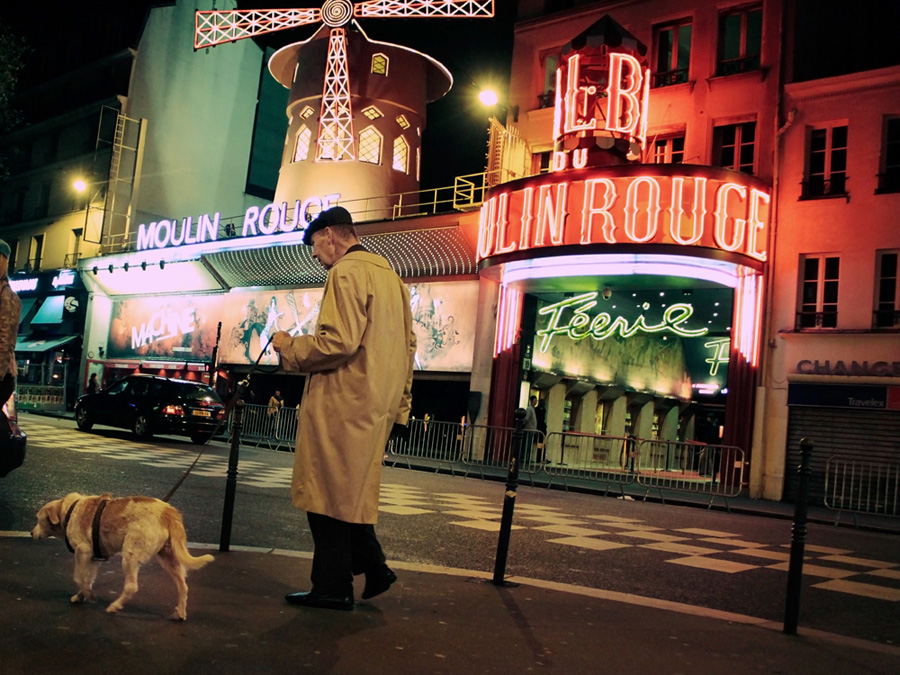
[191,410,212,417]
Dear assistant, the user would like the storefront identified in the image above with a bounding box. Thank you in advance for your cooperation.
[12,268,88,411]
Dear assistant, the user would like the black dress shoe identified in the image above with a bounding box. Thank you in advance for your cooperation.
[361,567,397,600]
[285,591,354,611]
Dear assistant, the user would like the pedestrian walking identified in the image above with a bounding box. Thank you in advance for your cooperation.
[272,206,416,611]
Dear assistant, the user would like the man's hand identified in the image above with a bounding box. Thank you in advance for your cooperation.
[271,331,291,354]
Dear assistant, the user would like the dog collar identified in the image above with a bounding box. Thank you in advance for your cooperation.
[63,500,79,554]
[91,499,110,561]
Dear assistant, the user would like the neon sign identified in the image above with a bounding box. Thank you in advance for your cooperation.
[136,193,341,251]
[536,291,708,352]
[553,52,649,169]
[704,337,731,376]
[478,167,770,263]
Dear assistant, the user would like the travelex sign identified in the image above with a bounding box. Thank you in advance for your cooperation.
[477,166,770,263]
[136,194,340,251]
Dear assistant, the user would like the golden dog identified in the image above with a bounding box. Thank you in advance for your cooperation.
[32,492,214,620]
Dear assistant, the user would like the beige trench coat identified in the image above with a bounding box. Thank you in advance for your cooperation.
[278,250,415,524]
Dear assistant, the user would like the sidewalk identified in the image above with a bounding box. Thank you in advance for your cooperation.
[1,534,897,674]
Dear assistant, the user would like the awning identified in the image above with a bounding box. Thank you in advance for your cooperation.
[31,295,65,325]
[15,335,79,353]
[17,297,37,326]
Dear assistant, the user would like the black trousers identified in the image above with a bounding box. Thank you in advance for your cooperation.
[306,512,387,597]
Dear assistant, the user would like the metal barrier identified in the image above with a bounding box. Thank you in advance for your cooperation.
[824,456,900,525]
[231,404,297,452]
[542,432,637,494]
[636,440,745,510]
[385,419,466,474]
[460,425,544,483]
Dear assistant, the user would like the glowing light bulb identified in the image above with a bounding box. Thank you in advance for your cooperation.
[479,89,499,107]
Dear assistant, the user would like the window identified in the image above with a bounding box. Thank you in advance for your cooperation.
[395,115,410,130]
[371,53,388,76]
[653,20,691,87]
[717,5,762,76]
[713,121,755,173]
[29,234,44,273]
[362,106,383,120]
[539,52,558,108]
[392,136,409,173]
[797,255,839,329]
[878,117,900,193]
[358,126,382,165]
[875,250,899,328]
[293,126,312,162]
[298,106,315,119]
[652,133,685,164]
[803,124,847,198]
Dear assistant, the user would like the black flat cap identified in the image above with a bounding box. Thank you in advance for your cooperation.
[302,206,353,245]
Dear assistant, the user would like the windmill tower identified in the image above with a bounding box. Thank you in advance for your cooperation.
[195,1,494,219]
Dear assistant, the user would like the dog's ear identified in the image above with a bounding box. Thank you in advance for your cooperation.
[44,501,62,526]
[53,493,81,524]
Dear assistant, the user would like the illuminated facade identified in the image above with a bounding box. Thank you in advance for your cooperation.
[4,0,898,503]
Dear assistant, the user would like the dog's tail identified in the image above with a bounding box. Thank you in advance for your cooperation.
[166,509,214,571]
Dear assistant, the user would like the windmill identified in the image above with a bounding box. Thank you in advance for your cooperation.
[195,1,494,163]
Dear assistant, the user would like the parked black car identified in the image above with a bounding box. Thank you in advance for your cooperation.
[75,374,226,444]
[1,393,26,477]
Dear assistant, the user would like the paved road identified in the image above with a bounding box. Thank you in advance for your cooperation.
[3,413,898,646]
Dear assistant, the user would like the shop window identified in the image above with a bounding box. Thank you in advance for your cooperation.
[392,136,409,173]
[371,53,388,76]
[362,106,383,120]
[358,126,382,165]
[293,126,312,162]
[802,124,848,199]
[874,250,900,328]
[877,117,900,193]
[653,19,691,87]
[797,254,839,329]
[717,4,762,76]
[712,121,755,174]
[652,133,685,164]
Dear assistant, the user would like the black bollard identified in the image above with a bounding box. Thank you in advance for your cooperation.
[493,408,526,586]
[220,399,244,553]
[784,437,814,634]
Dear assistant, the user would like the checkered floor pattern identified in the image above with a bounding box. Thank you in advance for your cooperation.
[25,421,899,601]
[379,483,900,603]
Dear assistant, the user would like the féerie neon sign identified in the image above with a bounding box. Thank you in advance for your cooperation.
[536,291,708,352]
[478,166,770,263]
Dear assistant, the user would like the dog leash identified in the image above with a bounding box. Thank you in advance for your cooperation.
[161,336,278,503]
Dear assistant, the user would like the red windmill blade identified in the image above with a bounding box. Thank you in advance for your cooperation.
[194,1,494,162]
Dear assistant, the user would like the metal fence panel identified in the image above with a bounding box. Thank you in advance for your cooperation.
[460,424,544,481]
[386,419,465,474]
[542,432,637,492]
[636,440,745,507]
[231,404,297,452]
[824,457,900,523]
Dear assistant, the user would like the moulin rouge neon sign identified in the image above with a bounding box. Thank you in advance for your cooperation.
[478,166,770,263]
[536,291,708,353]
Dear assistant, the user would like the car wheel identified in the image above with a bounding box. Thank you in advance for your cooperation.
[133,414,153,439]
[190,431,211,445]
[75,407,93,431]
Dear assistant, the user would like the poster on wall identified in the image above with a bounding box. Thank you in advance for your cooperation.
[218,288,324,366]
[408,281,478,372]
[104,281,479,371]
[107,295,224,360]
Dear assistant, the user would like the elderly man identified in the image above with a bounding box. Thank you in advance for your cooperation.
[271,206,416,611]
[0,240,21,415]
